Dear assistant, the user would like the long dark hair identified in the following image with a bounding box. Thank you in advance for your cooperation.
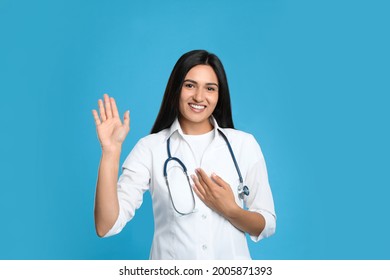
[150,50,234,133]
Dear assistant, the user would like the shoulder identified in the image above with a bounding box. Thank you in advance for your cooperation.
[134,128,170,148]
[220,128,264,158]
[220,128,258,145]
[122,129,169,167]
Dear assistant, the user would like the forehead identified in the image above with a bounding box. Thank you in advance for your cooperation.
[185,65,218,83]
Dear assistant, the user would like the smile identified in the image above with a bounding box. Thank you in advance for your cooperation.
[189,103,206,110]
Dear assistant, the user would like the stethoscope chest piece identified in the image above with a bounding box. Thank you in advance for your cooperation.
[238,183,250,200]
[165,129,251,215]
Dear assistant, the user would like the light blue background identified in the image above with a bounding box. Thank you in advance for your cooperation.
[1,0,389,259]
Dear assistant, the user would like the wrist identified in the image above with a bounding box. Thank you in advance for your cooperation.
[101,145,122,158]
[224,203,242,220]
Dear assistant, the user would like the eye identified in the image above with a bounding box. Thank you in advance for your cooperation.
[184,83,195,89]
[207,87,216,91]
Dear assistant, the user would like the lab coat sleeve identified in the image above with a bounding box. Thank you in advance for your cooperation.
[104,138,152,237]
[244,135,276,242]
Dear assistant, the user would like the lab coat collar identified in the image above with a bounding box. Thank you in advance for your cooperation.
[165,116,221,142]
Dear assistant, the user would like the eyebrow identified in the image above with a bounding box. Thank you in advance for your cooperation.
[183,79,219,88]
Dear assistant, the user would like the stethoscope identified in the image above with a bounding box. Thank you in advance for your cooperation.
[163,129,250,215]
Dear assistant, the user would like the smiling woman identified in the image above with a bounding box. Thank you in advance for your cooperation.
[179,65,219,134]
[92,50,276,260]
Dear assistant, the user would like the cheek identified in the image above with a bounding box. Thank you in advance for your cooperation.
[179,91,189,113]
[180,89,192,101]
[209,94,219,108]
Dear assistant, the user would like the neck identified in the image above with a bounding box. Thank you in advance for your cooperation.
[179,117,213,135]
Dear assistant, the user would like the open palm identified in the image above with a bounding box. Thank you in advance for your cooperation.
[92,94,130,151]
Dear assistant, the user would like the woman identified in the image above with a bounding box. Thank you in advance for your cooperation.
[92,50,276,259]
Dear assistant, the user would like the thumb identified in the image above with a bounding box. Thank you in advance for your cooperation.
[123,110,130,130]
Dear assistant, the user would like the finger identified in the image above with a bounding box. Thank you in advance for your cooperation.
[194,170,208,194]
[192,183,205,201]
[98,99,106,121]
[91,110,101,126]
[191,174,206,197]
[211,173,228,190]
[104,94,113,119]
[195,168,215,191]
[123,110,130,130]
[110,97,119,118]
[195,169,216,198]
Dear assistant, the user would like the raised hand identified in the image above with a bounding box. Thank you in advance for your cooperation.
[92,94,130,152]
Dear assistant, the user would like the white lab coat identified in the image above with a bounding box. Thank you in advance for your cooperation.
[104,117,276,259]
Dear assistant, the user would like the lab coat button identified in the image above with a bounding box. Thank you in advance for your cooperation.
[201,214,207,219]
[202,244,207,250]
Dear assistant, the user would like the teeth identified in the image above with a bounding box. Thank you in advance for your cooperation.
[190,104,206,110]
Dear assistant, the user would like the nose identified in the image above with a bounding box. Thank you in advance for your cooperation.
[193,88,205,103]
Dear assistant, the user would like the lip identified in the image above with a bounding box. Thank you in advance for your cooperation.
[189,103,207,112]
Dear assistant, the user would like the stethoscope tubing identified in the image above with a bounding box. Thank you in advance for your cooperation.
[216,129,244,185]
[164,128,249,215]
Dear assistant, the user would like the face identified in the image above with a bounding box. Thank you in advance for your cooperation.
[178,65,219,134]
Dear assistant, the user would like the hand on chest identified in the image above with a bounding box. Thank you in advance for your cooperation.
[166,139,241,210]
